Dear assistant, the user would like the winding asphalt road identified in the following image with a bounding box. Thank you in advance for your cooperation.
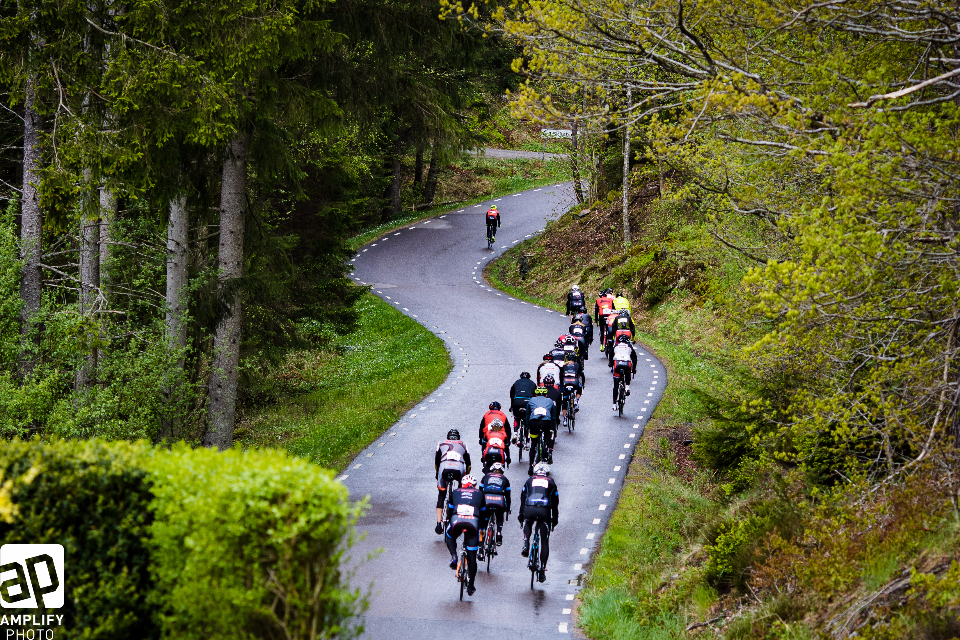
[344,183,666,639]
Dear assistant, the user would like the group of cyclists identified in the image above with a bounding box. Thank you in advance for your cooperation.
[431,277,641,598]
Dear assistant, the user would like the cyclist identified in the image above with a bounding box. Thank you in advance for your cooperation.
[481,420,511,471]
[519,462,560,583]
[541,373,563,433]
[562,335,582,368]
[509,372,536,446]
[572,309,594,347]
[559,355,583,426]
[525,386,557,471]
[606,310,636,367]
[595,288,615,340]
[613,291,631,312]
[611,334,638,410]
[549,340,568,365]
[486,205,500,243]
[435,429,472,534]
[480,401,512,446]
[537,353,561,386]
[444,474,487,596]
[569,319,589,361]
[565,284,586,317]
[480,462,512,546]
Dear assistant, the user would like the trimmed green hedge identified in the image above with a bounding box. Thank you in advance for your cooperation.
[0,440,365,639]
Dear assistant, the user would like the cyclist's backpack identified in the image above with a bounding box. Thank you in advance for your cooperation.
[570,291,583,306]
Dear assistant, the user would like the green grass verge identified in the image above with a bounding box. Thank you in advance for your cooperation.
[237,294,451,470]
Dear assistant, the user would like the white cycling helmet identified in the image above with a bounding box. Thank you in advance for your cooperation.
[461,474,478,488]
[490,462,506,474]
[572,284,580,291]
[533,462,551,476]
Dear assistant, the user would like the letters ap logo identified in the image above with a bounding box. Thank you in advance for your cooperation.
[0,544,64,609]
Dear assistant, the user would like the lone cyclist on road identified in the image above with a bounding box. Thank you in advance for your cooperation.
[486,205,501,244]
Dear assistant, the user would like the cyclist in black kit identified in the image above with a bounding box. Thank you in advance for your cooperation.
[519,462,560,583]
[444,474,487,596]
[480,462,512,545]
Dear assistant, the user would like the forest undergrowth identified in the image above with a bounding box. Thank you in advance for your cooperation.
[487,170,960,639]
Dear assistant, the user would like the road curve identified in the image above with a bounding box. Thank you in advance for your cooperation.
[345,184,667,639]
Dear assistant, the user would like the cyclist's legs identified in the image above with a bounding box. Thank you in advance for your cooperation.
[536,518,551,567]
[463,522,480,582]
[613,363,629,402]
[486,220,496,240]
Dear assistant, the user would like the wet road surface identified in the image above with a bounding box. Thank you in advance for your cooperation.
[345,184,666,639]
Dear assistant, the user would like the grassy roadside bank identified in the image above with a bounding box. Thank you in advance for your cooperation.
[236,293,450,470]
[484,205,749,638]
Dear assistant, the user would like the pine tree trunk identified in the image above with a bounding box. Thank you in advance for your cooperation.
[205,134,248,449]
[414,142,424,189]
[622,87,632,247]
[423,144,440,205]
[19,75,42,380]
[98,187,115,293]
[162,192,189,440]
[570,119,585,204]
[75,173,100,390]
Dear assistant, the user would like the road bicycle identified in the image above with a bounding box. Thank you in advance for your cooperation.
[527,427,549,473]
[513,408,529,461]
[486,226,496,249]
[455,538,469,600]
[562,385,576,433]
[440,475,460,532]
[614,375,626,417]
[527,522,543,589]
[483,516,498,573]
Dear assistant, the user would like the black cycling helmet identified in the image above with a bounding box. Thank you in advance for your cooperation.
[543,374,556,385]
[543,353,552,361]
[447,429,460,440]
[489,401,501,411]
[520,371,531,379]
[534,385,548,395]
[616,291,625,297]
[615,334,631,343]
[618,309,630,317]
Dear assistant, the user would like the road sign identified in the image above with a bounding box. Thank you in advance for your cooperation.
[540,128,572,138]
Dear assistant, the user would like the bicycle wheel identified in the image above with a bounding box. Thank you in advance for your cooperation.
[458,549,467,601]
[485,521,496,572]
[569,402,576,432]
[617,382,625,417]
[566,395,574,433]
[529,530,539,589]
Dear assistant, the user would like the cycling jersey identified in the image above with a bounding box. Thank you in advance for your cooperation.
[480,410,512,446]
[613,295,631,311]
[480,472,512,512]
[537,360,561,385]
[519,474,559,522]
[526,396,557,425]
[595,295,615,323]
[566,290,586,315]
[435,440,470,486]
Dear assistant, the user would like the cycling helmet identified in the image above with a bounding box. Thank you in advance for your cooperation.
[461,474,478,488]
[564,336,575,345]
[618,309,630,317]
[543,374,556,385]
[534,385,548,396]
[489,401,501,411]
[572,284,580,291]
[554,339,564,348]
[617,291,625,297]
[533,462,551,476]
[447,429,461,440]
[490,462,506,474]
[615,334,631,343]
[490,205,497,210]
[520,371,531,379]
[543,353,552,361]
